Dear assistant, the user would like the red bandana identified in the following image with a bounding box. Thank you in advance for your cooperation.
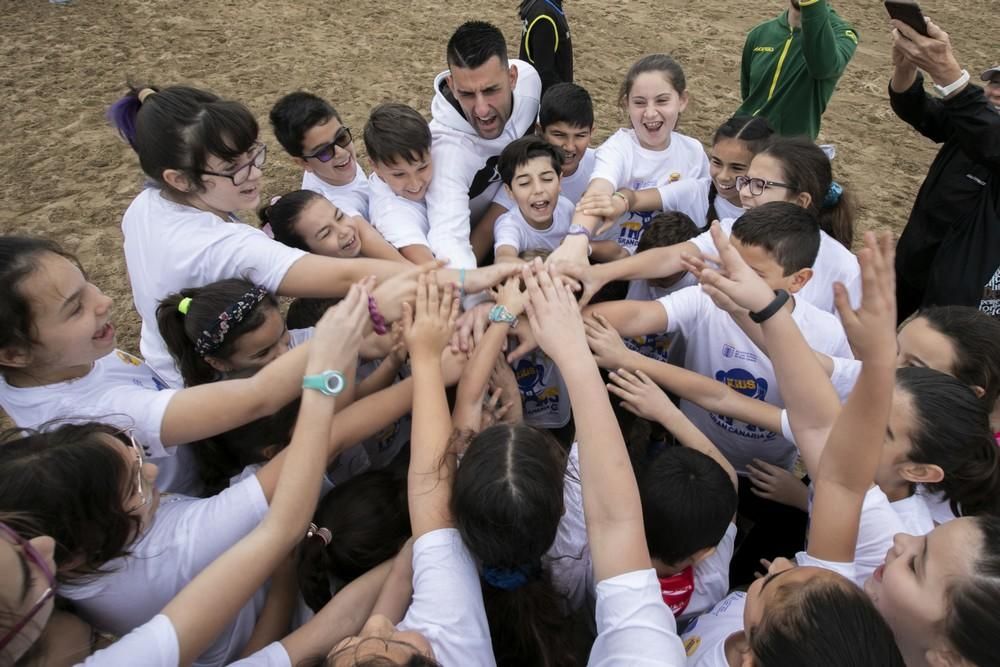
[659,566,695,617]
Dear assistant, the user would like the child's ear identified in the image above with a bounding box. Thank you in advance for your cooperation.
[970,384,986,399]
[0,345,31,369]
[787,267,814,293]
[260,443,283,461]
[203,355,232,373]
[900,462,945,485]
[504,183,514,199]
[678,90,690,114]
[794,191,813,209]
[162,169,193,193]
[534,121,542,136]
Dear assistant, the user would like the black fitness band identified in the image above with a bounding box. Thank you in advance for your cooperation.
[749,289,790,324]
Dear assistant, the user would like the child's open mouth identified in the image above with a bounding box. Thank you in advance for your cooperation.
[340,234,358,251]
[93,321,115,343]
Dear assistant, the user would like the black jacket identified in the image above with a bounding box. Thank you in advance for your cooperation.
[889,75,1000,318]
[518,0,573,97]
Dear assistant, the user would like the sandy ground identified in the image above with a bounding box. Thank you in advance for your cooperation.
[0,0,996,358]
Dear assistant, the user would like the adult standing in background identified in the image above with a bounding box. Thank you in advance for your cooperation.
[737,0,858,139]
[518,0,573,97]
[889,19,1000,320]
[426,21,541,271]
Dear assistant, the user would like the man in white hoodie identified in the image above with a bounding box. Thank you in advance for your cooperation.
[426,21,542,270]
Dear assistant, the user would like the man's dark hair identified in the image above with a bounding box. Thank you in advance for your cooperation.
[731,201,821,275]
[447,21,508,70]
[539,82,594,130]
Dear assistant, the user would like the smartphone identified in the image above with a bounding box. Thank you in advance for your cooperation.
[884,0,929,36]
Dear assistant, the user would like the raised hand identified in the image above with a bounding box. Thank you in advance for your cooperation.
[372,259,447,322]
[464,262,523,294]
[575,191,628,226]
[522,262,588,364]
[549,260,606,307]
[747,459,810,511]
[834,231,896,363]
[606,368,677,423]
[691,222,775,313]
[309,280,372,373]
[584,314,631,370]
[450,301,492,353]
[400,273,460,363]
[491,275,529,317]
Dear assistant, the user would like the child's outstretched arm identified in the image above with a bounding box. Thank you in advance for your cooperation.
[582,299,668,339]
[451,276,527,434]
[607,368,737,491]
[161,284,369,667]
[402,274,461,538]
[522,265,648,582]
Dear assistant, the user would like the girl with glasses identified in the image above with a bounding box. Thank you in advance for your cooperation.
[106,84,518,388]
[0,288,429,667]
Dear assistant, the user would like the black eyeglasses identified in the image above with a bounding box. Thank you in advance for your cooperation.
[0,523,56,651]
[302,127,353,163]
[198,143,266,186]
[735,175,796,197]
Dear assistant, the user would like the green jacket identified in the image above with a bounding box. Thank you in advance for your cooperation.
[737,0,858,139]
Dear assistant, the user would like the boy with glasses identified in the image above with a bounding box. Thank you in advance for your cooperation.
[270,92,370,220]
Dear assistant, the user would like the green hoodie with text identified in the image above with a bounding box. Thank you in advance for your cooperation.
[737,0,858,139]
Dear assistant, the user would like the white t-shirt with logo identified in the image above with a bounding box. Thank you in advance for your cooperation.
[589,128,710,254]
[61,474,270,667]
[624,273,697,365]
[658,286,853,473]
[302,167,371,220]
[512,349,571,429]
[0,349,204,494]
[494,196,574,255]
[689,217,861,314]
[122,188,307,388]
[367,173,430,250]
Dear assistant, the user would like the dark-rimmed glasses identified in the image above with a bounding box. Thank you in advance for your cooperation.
[735,175,796,197]
[115,430,151,513]
[302,127,353,163]
[198,142,266,186]
[0,523,56,651]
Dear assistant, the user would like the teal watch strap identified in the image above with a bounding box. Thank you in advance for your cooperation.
[488,304,518,328]
[302,370,346,396]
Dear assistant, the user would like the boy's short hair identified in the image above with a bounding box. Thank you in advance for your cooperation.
[498,136,565,188]
[539,82,595,130]
[363,103,432,166]
[637,211,700,254]
[731,201,821,275]
[447,21,507,70]
[269,92,341,157]
[639,448,737,566]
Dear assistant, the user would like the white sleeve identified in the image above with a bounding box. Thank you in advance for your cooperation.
[493,213,527,253]
[204,226,308,294]
[492,185,515,211]
[829,356,862,402]
[94,385,179,459]
[228,642,292,667]
[589,569,686,666]
[657,285,709,337]
[794,552,856,583]
[78,615,179,667]
[688,217,735,256]
[371,198,431,250]
[425,142,479,269]
[654,178,710,222]
[691,522,737,612]
[850,486,904,587]
[589,132,632,190]
[780,409,796,444]
[398,529,496,666]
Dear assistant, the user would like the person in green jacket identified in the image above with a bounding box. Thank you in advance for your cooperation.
[737,0,858,139]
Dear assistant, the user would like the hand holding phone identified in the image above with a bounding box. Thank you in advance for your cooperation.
[885,0,930,37]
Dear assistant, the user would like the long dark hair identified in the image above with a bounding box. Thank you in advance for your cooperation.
[257,189,325,251]
[706,115,774,225]
[916,306,1000,409]
[451,424,576,667]
[0,423,141,584]
[943,516,1000,666]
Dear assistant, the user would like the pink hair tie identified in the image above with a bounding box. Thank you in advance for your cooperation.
[305,522,332,546]
[368,295,388,335]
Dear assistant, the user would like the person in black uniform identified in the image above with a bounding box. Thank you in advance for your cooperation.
[518,0,573,96]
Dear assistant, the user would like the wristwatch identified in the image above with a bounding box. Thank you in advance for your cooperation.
[488,304,519,328]
[302,370,347,396]
[566,223,593,239]
[748,289,790,324]
[933,69,969,98]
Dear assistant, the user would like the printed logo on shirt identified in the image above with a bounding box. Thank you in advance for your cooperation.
[116,350,142,366]
[469,156,502,200]
[514,357,562,419]
[684,636,702,657]
[753,46,776,53]
[844,29,858,45]
[979,266,1000,317]
[721,344,760,364]
[710,369,776,440]
[625,333,675,364]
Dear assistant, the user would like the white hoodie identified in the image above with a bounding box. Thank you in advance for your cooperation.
[426,59,541,269]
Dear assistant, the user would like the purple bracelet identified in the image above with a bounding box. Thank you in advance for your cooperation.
[368,295,388,335]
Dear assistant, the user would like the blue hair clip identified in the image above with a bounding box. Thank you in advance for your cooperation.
[481,563,540,591]
[823,181,843,208]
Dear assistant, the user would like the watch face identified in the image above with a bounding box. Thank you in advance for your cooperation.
[323,372,345,394]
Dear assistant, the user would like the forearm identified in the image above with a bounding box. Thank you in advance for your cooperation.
[890,62,919,93]
[408,356,455,535]
[360,222,409,263]
[583,300,667,338]
[278,254,404,297]
[590,241,628,263]
[400,244,435,265]
[800,1,854,79]
[237,556,298,658]
[655,407,737,488]
[454,322,510,423]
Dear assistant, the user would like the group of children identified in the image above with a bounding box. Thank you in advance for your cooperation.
[0,14,999,667]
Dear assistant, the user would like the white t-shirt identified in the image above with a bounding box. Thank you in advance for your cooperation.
[588,568,686,666]
[624,273,697,365]
[547,443,592,612]
[658,286,853,473]
[426,60,541,269]
[122,188,307,387]
[589,128,710,254]
[494,196,574,254]
[848,486,903,588]
[512,349,572,429]
[0,349,201,495]
[891,494,936,536]
[397,528,495,666]
[682,522,738,625]
[78,614,179,667]
[302,167,371,220]
[61,474,270,667]
[367,173,430,250]
[919,486,957,525]
[651,179,744,229]
[689,217,861,314]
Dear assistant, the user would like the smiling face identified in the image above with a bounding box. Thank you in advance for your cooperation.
[710,137,756,206]
[739,154,806,210]
[626,71,688,151]
[448,55,517,140]
[539,121,593,176]
[184,144,265,217]
[865,518,981,663]
[205,304,290,373]
[0,252,115,383]
[291,197,363,258]
[506,155,562,229]
[373,152,433,202]
[297,117,358,186]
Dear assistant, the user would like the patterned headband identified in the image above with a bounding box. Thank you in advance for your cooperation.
[194,286,269,357]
